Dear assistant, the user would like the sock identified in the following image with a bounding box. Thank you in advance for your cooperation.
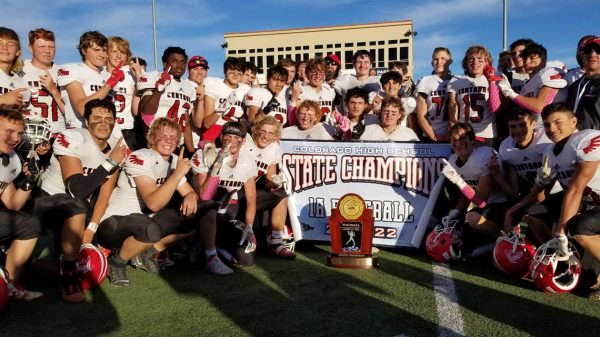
[205,249,217,258]
[110,254,128,267]
[143,246,159,259]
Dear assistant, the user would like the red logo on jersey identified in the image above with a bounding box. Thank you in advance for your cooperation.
[192,155,201,168]
[246,95,253,101]
[56,133,70,148]
[57,68,69,77]
[549,73,563,81]
[139,77,148,83]
[583,135,600,154]
[128,154,144,165]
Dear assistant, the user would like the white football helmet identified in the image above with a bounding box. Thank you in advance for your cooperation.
[24,115,52,146]
[529,240,582,293]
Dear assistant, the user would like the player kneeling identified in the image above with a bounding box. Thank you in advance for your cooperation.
[97,117,232,285]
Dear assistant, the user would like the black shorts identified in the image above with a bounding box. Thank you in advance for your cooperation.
[97,213,162,249]
[468,202,509,226]
[33,191,90,230]
[0,208,41,242]
[568,207,600,236]
[255,189,286,213]
[151,200,218,237]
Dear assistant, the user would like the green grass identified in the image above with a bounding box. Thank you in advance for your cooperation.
[2,243,600,337]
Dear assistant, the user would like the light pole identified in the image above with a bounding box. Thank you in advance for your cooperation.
[503,0,507,50]
[152,0,158,70]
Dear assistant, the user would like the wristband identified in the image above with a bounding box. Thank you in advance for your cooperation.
[106,157,119,168]
[102,160,116,172]
[87,222,99,233]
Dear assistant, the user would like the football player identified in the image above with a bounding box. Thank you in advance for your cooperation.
[104,36,140,149]
[325,54,341,87]
[242,61,259,87]
[341,87,375,140]
[360,96,419,141]
[57,31,125,129]
[440,123,508,253]
[447,45,502,147]
[96,117,231,284]
[333,50,381,113]
[192,122,258,265]
[498,43,567,128]
[244,65,288,125]
[416,47,452,142]
[565,35,596,86]
[567,37,600,130]
[507,38,535,93]
[281,100,333,140]
[138,46,197,139]
[21,28,66,134]
[277,58,296,86]
[0,27,29,109]
[0,108,43,301]
[370,71,419,134]
[288,58,335,124]
[534,103,600,299]
[184,55,210,151]
[202,57,250,142]
[241,116,295,259]
[35,98,126,302]
[389,61,415,98]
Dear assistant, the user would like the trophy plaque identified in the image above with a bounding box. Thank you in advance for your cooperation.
[327,193,378,269]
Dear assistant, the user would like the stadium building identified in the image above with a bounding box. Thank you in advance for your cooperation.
[223,20,414,83]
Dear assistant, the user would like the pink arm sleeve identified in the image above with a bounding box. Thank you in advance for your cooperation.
[287,105,297,126]
[459,185,487,208]
[200,175,220,201]
[513,89,558,114]
[488,82,501,115]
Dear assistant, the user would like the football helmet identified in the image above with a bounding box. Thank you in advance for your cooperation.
[529,240,582,293]
[0,268,8,312]
[425,220,463,263]
[493,230,536,278]
[77,244,109,290]
[24,115,52,146]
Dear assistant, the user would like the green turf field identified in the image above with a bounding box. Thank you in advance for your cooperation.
[1,243,600,337]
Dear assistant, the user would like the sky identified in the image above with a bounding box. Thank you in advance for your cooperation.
[3,0,598,80]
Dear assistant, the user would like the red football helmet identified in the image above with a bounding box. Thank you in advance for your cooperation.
[77,244,109,290]
[529,240,582,293]
[0,268,8,312]
[493,231,536,278]
[425,221,463,263]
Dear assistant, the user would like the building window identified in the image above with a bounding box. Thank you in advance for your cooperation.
[369,41,376,46]
[228,50,236,55]
[303,53,309,60]
[400,39,409,43]
[345,42,353,47]
[285,46,292,51]
[303,45,309,50]
[267,48,274,52]
[278,47,284,52]
[378,40,385,45]
[257,49,263,52]
[238,49,246,54]
[249,49,255,53]
[344,50,353,70]
[267,55,275,68]
[357,42,366,47]
[378,49,385,68]
[388,40,397,45]
[315,52,323,58]
[315,45,323,49]
[295,46,301,51]
[400,47,409,60]
[335,43,341,48]
[388,47,398,61]
[250,56,255,64]
[327,44,333,48]
[257,56,264,73]
[370,49,376,61]
[286,54,292,60]
[295,54,302,62]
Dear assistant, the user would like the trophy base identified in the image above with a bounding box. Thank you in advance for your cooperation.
[327,255,379,269]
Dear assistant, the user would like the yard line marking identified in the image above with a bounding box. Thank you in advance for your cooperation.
[432,262,465,337]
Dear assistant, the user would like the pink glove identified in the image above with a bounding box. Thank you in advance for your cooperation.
[336,113,351,133]
[483,63,502,82]
[106,61,125,88]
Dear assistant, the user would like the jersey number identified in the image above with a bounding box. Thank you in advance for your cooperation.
[462,93,486,123]
[31,89,59,121]
[167,100,191,131]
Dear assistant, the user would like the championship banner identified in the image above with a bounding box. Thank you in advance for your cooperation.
[279,140,452,248]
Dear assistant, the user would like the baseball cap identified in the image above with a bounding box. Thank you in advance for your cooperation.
[188,55,209,70]
[221,121,247,138]
[583,37,600,49]
[326,54,341,65]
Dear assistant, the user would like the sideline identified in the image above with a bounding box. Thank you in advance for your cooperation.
[432,262,465,337]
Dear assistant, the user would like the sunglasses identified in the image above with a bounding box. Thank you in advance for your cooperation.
[583,46,600,55]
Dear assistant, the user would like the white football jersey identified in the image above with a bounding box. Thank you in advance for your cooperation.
[543,129,600,201]
[447,146,507,204]
[137,71,196,131]
[205,80,250,125]
[298,84,335,120]
[0,70,30,108]
[447,74,496,139]
[415,74,449,137]
[498,129,561,193]
[243,87,288,125]
[281,123,333,140]
[191,148,257,214]
[41,128,117,196]
[360,124,419,142]
[565,67,584,86]
[509,70,529,93]
[0,152,22,196]
[333,74,381,112]
[520,66,568,127]
[102,65,136,130]
[241,134,282,177]
[57,63,106,129]
[101,148,186,219]
[21,60,65,134]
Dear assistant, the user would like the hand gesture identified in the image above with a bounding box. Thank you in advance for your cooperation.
[233,221,257,253]
[535,155,556,187]
[156,67,172,92]
[108,137,128,165]
[106,61,125,88]
[290,81,302,101]
[174,148,192,178]
[497,77,518,100]
[0,88,27,107]
[195,84,205,101]
[39,69,58,93]
[483,63,501,82]
[487,151,501,177]
[130,57,143,79]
